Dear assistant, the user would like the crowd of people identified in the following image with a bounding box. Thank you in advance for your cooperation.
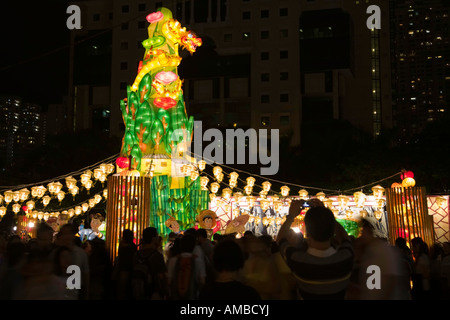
[0,199,450,300]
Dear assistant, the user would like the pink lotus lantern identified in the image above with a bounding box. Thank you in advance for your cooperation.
[146,11,164,24]
[155,71,178,85]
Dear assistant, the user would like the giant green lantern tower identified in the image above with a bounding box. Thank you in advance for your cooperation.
[114,7,209,237]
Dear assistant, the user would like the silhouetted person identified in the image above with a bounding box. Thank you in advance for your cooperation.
[199,239,261,300]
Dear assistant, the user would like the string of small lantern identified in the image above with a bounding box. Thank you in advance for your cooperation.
[0,158,117,221]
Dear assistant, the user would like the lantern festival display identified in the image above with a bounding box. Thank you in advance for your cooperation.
[106,7,208,259]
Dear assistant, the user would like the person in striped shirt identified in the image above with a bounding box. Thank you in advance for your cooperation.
[277,199,354,300]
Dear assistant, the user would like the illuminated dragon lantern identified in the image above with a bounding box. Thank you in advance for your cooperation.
[118,7,202,174]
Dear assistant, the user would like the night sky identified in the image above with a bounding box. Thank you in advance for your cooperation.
[0,1,70,109]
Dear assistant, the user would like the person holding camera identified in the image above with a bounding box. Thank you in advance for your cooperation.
[277,199,354,300]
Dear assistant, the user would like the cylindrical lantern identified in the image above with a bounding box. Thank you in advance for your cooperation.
[262,181,271,193]
[65,176,77,189]
[42,195,51,207]
[82,203,89,212]
[13,191,20,203]
[210,182,220,194]
[57,191,65,202]
[246,177,256,187]
[323,198,333,209]
[200,176,209,190]
[26,200,35,211]
[197,160,206,171]
[229,172,239,182]
[316,192,326,201]
[244,185,253,196]
[4,190,14,204]
[222,188,232,200]
[19,189,30,202]
[280,186,290,197]
[190,170,199,181]
[213,166,222,178]
[298,189,309,200]
[12,203,21,214]
[0,206,6,216]
[372,185,385,199]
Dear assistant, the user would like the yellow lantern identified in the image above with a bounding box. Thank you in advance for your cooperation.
[47,182,56,194]
[190,170,199,181]
[105,163,115,174]
[376,199,385,209]
[12,203,21,214]
[75,206,82,215]
[93,168,104,180]
[0,195,3,205]
[54,182,63,194]
[89,198,96,208]
[402,177,416,188]
[42,195,51,207]
[210,182,220,194]
[222,188,232,200]
[200,176,209,190]
[213,166,222,178]
[99,163,107,173]
[244,185,253,196]
[246,177,256,187]
[4,190,14,204]
[197,160,206,171]
[216,172,224,183]
[229,172,239,182]
[323,198,333,209]
[26,200,35,211]
[280,186,290,197]
[19,188,30,202]
[372,185,385,199]
[103,189,108,199]
[85,180,93,192]
[298,189,309,200]
[259,190,267,198]
[316,192,326,202]
[36,186,46,198]
[353,191,366,208]
[57,191,65,202]
[94,194,102,204]
[82,203,89,212]
[13,191,20,203]
[70,186,79,198]
[68,209,75,217]
[65,176,77,189]
[229,180,237,189]
[0,206,6,216]
[262,181,271,193]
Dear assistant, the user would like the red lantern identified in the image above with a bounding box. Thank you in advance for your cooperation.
[116,157,130,169]
[154,97,177,110]
[400,171,414,180]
